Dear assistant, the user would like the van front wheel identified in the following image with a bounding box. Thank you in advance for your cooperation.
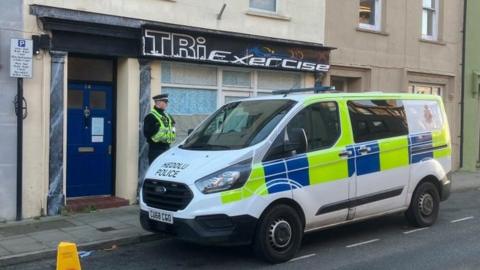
[405,182,440,227]
[253,204,303,264]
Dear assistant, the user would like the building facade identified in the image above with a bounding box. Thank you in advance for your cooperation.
[1,0,330,220]
[324,0,464,169]
[0,0,467,221]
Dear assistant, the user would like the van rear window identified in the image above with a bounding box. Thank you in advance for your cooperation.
[403,100,443,133]
[348,100,409,143]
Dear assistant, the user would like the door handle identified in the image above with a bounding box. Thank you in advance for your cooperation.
[358,146,371,155]
[338,150,352,158]
[108,145,112,155]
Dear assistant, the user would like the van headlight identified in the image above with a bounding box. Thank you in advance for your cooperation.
[195,159,252,194]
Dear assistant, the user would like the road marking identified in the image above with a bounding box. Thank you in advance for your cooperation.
[346,239,380,248]
[451,216,474,223]
[289,253,316,262]
[403,227,429,234]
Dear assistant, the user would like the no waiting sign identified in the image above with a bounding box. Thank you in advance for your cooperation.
[10,39,33,78]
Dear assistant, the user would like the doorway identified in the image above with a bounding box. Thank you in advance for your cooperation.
[66,56,115,198]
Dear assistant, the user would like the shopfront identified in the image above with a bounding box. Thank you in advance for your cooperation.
[26,5,333,216]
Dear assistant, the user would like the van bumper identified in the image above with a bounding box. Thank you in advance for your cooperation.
[440,175,451,201]
[140,210,257,246]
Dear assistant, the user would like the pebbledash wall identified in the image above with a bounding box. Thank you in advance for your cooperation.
[324,0,464,169]
[4,0,330,220]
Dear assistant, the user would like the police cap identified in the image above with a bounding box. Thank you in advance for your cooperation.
[153,94,169,102]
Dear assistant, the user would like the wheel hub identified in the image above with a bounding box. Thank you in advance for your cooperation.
[419,193,434,216]
[268,219,292,249]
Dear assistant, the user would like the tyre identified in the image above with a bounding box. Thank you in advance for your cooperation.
[405,182,440,227]
[253,204,303,264]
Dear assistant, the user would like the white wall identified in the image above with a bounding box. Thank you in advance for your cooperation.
[25,0,326,44]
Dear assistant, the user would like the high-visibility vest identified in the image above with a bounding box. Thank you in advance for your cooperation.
[150,109,176,144]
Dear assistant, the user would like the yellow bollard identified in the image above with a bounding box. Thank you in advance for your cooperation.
[56,242,82,270]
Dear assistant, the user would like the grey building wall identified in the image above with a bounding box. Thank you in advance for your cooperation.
[0,0,23,221]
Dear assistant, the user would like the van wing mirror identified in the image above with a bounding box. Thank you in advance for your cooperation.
[187,129,194,135]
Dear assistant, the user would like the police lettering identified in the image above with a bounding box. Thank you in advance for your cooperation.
[155,168,180,178]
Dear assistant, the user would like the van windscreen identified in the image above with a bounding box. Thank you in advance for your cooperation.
[181,99,296,150]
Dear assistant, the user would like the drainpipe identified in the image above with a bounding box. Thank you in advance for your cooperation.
[459,0,467,168]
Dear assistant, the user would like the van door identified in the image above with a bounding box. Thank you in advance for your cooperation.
[347,99,410,217]
[264,101,355,229]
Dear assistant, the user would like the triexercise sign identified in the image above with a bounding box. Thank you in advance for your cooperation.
[10,39,33,78]
[142,28,331,73]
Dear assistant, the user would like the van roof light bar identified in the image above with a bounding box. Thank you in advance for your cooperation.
[272,86,337,96]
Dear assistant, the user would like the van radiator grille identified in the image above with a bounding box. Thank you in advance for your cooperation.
[142,179,193,211]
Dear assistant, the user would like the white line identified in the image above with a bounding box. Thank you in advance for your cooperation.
[346,239,380,248]
[289,253,316,262]
[451,216,474,223]
[403,227,429,235]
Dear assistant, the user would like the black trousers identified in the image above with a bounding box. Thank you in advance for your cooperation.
[148,146,169,164]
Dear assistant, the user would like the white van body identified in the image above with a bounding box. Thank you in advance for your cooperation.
[140,93,451,263]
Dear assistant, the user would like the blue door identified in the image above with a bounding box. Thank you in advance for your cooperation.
[67,82,113,197]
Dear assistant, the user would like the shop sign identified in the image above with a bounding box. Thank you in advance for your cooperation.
[142,28,330,72]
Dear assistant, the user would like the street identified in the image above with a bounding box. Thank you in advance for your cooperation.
[6,187,480,270]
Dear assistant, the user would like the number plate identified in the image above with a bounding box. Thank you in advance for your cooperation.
[148,209,174,224]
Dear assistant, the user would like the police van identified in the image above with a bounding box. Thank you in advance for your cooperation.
[139,90,451,263]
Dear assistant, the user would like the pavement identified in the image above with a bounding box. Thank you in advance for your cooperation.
[0,205,165,267]
[0,170,479,268]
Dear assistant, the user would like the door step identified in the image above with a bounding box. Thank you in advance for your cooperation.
[66,196,129,213]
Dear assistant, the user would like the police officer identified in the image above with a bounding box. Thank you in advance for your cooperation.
[143,94,176,164]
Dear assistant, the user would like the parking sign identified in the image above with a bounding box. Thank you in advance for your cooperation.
[10,39,33,78]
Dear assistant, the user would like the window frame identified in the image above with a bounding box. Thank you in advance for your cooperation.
[422,0,439,41]
[358,0,382,31]
[249,0,278,14]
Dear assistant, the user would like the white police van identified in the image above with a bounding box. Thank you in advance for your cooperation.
[140,90,451,263]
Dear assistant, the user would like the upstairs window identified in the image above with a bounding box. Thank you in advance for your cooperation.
[359,0,382,31]
[249,0,277,13]
[422,0,439,40]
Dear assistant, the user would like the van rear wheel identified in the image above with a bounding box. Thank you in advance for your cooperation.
[405,182,440,227]
[253,204,303,264]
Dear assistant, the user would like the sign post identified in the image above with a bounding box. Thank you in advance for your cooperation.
[10,38,33,221]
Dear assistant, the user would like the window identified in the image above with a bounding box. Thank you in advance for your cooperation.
[422,0,439,40]
[404,100,443,133]
[68,90,83,109]
[90,91,106,110]
[249,0,277,12]
[409,84,442,96]
[222,70,252,88]
[330,76,362,92]
[163,87,217,115]
[348,100,408,143]
[359,0,381,31]
[267,102,340,161]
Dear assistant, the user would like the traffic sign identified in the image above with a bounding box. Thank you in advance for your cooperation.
[10,39,33,78]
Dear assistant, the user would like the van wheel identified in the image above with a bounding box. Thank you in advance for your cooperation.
[253,204,303,264]
[405,182,440,227]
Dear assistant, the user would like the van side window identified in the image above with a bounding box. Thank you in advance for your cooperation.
[403,100,443,133]
[348,100,408,143]
[264,102,340,161]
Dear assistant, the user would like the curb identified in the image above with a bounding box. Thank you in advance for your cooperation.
[0,233,168,267]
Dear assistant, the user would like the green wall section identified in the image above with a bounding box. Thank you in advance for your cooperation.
[462,0,480,171]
